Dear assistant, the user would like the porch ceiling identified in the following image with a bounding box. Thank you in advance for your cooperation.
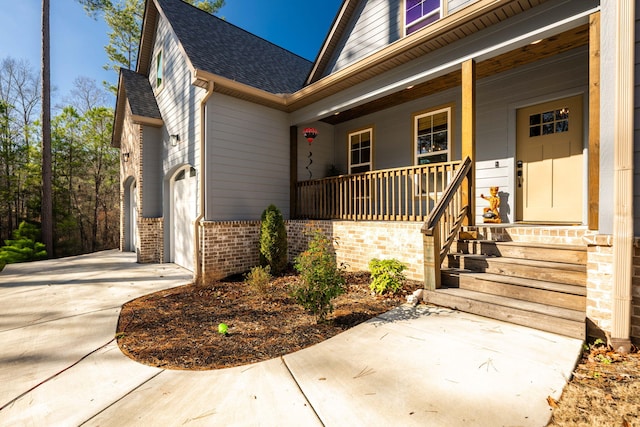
[320,23,589,125]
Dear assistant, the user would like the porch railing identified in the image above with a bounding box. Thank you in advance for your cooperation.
[295,160,464,222]
[422,156,473,290]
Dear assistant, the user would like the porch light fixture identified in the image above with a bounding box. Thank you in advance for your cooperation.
[122,152,130,162]
[170,134,180,146]
[303,127,319,179]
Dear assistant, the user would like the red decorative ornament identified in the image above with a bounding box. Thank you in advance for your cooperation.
[303,127,318,144]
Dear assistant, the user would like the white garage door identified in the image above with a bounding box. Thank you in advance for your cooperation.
[129,181,137,253]
[172,168,197,270]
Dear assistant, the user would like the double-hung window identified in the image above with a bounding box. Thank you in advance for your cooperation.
[348,128,372,174]
[414,107,450,165]
[406,0,442,35]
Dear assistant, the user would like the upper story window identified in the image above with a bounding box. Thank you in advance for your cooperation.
[156,50,163,89]
[406,0,442,35]
[348,128,373,174]
[414,106,450,165]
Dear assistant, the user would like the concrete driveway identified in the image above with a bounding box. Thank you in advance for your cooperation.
[0,250,583,426]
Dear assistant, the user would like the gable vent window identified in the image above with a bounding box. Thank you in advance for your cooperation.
[406,0,442,35]
[156,50,163,89]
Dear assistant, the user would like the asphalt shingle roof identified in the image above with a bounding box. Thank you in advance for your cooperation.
[120,68,162,119]
[156,0,313,94]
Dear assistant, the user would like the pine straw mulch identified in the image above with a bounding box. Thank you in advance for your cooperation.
[116,271,420,370]
[116,272,640,425]
[548,343,640,427]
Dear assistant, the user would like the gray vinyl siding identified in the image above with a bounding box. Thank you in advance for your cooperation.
[447,0,475,14]
[152,13,203,192]
[141,126,163,217]
[206,94,291,220]
[323,0,481,77]
[324,0,402,77]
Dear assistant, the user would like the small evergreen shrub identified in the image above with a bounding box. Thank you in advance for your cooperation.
[291,230,345,322]
[0,221,47,265]
[369,258,407,295]
[244,265,272,296]
[259,204,288,275]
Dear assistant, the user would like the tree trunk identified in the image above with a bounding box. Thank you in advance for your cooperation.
[41,0,53,256]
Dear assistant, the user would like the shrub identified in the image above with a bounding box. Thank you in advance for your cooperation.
[0,221,47,265]
[245,265,272,296]
[369,258,406,295]
[291,230,345,322]
[259,204,288,275]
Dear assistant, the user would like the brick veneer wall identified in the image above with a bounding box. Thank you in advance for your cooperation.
[632,245,640,345]
[582,234,640,346]
[198,219,425,282]
[287,220,425,281]
[200,221,261,282]
[137,217,163,263]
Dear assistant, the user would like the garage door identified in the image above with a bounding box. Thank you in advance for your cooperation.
[172,167,197,270]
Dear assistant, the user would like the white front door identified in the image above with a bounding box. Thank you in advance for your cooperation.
[172,167,197,270]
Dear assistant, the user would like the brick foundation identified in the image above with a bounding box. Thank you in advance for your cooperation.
[198,219,425,282]
[137,217,163,263]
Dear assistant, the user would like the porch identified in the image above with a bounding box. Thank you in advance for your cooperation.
[293,162,588,340]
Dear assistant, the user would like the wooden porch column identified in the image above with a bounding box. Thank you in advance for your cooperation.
[588,12,600,230]
[461,59,476,225]
[290,126,298,219]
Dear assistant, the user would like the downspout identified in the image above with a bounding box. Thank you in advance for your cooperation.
[194,80,215,285]
[610,0,634,353]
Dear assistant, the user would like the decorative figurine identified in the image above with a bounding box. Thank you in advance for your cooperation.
[480,186,501,223]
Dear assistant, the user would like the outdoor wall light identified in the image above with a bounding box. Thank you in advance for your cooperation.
[170,134,180,146]
[122,152,130,162]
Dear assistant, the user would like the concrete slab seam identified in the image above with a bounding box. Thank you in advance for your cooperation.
[78,369,166,426]
[280,356,325,426]
[0,338,116,411]
[0,306,121,333]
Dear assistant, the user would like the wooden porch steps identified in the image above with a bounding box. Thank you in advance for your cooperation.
[424,240,587,340]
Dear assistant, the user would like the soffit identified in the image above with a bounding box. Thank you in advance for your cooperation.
[320,23,589,125]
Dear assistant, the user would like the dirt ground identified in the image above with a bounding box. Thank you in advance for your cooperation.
[116,271,640,425]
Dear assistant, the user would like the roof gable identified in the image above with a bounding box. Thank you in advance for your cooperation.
[152,0,313,94]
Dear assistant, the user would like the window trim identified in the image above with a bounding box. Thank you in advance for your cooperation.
[156,49,164,90]
[347,127,374,175]
[412,105,453,166]
[404,0,445,36]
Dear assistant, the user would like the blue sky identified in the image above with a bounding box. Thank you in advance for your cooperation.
[0,0,343,104]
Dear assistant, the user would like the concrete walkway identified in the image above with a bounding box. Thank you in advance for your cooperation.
[0,251,583,426]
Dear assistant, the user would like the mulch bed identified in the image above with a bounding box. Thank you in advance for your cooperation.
[116,271,421,370]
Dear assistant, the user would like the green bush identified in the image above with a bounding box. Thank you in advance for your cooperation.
[259,204,288,275]
[291,230,345,322]
[0,221,47,265]
[245,265,272,296]
[369,258,406,295]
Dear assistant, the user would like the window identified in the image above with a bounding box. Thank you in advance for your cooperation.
[406,0,442,35]
[528,107,569,137]
[348,128,372,174]
[156,50,163,89]
[414,107,450,165]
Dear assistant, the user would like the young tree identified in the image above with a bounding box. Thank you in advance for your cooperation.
[77,0,226,91]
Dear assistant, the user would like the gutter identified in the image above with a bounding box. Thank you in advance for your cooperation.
[194,80,215,285]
